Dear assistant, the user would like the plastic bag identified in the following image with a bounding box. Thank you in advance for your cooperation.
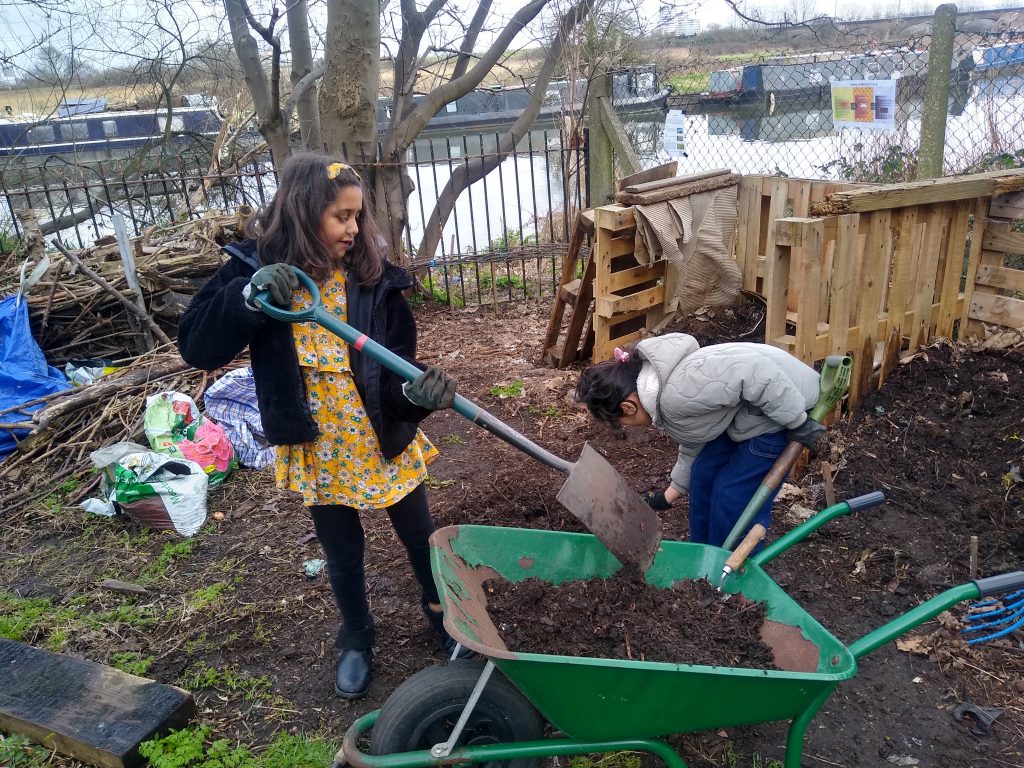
[83,443,208,537]
[65,358,120,387]
[144,392,236,486]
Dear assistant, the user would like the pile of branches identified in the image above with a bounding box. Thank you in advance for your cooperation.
[0,346,247,514]
[4,208,250,364]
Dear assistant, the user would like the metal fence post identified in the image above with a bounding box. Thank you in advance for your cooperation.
[917,3,957,180]
[588,71,615,207]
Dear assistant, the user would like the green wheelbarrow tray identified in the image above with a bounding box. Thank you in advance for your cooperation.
[337,492,1024,768]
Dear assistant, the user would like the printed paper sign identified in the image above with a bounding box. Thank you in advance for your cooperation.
[830,80,896,131]
[662,109,687,157]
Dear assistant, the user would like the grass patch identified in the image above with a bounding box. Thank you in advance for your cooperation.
[138,726,337,768]
[489,380,524,398]
[188,582,233,612]
[0,591,155,651]
[109,651,155,676]
[178,663,274,702]
[425,476,455,489]
[258,733,337,768]
[440,433,464,445]
[666,72,710,93]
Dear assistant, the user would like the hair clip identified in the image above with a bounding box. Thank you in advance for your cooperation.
[326,161,360,181]
[613,347,630,363]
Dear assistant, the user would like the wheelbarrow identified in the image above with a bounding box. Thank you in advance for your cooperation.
[334,492,1024,768]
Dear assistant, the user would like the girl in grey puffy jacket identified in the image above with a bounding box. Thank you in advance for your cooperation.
[575,333,824,547]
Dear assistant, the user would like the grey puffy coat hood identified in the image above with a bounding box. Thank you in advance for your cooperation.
[633,334,820,494]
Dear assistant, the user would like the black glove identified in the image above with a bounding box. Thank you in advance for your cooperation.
[643,490,673,511]
[788,418,826,450]
[245,264,298,308]
[403,366,457,411]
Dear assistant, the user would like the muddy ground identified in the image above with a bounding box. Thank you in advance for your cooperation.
[1,296,1022,768]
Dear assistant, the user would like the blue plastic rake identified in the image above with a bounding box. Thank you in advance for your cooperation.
[961,589,1024,644]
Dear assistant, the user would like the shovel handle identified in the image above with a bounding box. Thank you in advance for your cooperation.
[254,270,573,475]
[723,524,766,575]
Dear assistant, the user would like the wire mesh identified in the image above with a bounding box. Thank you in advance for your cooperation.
[616,28,1024,182]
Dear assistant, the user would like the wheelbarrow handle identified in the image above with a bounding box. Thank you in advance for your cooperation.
[253,270,573,475]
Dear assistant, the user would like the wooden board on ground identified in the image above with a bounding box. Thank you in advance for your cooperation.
[0,639,195,768]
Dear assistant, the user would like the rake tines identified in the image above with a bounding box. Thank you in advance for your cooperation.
[961,589,1024,645]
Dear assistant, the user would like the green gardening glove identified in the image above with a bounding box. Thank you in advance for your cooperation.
[403,367,457,411]
[244,264,299,308]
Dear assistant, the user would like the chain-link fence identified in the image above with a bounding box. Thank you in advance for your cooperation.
[616,27,1024,183]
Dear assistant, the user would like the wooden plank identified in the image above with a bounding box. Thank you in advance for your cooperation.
[791,180,812,218]
[969,292,1024,328]
[792,219,825,363]
[595,285,665,316]
[964,247,1006,339]
[879,206,918,385]
[559,278,582,305]
[0,639,195,768]
[850,209,891,414]
[762,180,792,349]
[615,161,678,192]
[736,177,761,293]
[976,263,1024,292]
[557,253,596,367]
[616,173,740,206]
[981,225,1024,254]
[936,199,973,338]
[621,168,729,193]
[542,211,590,353]
[606,235,636,259]
[909,203,952,349]
[596,96,642,175]
[957,198,990,340]
[827,214,860,356]
[810,168,1024,215]
[604,261,664,293]
[989,190,1024,219]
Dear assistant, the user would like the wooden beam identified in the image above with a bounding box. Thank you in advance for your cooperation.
[880,205,918,385]
[828,214,860,356]
[936,200,973,338]
[976,263,1024,293]
[603,262,664,293]
[989,190,1024,219]
[615,162,678,192]
[774,216,839,247]
[0,640,195,768]
[594,205,635,233]
[616,173,740,206]
[982,225,1024,254]
[595,285,665,316]
[810,169,1024,215]
[958,198,990,340]
[595,96,641,176]
[850,210,892,414]
[621,168,730,193]
[969,292,1024,328]
[735,177,761,293]
[762,180,792,346]
[792,219,825,362]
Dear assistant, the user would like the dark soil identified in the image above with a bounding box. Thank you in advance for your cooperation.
[2,294,1022,768]
[483,574,775,669]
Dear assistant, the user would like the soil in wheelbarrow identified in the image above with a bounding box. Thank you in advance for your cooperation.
[483,572,778,669]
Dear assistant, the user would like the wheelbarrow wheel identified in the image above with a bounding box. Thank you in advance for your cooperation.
[370,659,545,768]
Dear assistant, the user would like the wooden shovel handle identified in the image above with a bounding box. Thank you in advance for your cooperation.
[723,524,767,574]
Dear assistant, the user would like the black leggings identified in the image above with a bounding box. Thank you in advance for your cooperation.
[310,484,437,650]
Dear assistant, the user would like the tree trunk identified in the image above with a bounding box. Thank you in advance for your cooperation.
[319,0,379,160]
[417,0,593,263]
[287,0,323,152]
[223,0,291,166]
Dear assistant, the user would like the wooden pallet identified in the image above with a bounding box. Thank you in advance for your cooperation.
[592,205,666,363]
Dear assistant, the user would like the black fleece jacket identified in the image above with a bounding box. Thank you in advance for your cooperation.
[177,239,432,459]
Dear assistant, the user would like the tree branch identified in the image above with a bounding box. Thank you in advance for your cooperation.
[451,0,492,80]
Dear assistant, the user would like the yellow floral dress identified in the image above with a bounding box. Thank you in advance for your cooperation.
[274,269,438,508]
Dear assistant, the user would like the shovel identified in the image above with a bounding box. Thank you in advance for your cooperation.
[253,268,662,571]
[718,353,852,564]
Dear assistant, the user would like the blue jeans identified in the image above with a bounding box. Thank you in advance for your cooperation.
[688,431,790,547]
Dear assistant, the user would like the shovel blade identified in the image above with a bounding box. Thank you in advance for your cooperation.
[556,442,662,572]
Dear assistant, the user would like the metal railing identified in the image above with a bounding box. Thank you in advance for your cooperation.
[1,129,587,307]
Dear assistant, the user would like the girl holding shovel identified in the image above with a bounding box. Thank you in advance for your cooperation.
[179,152,468,701]
[575,334,825,548]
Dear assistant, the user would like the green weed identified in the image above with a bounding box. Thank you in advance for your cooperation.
[528,405,562,418]
[139,725,254,768]
[478,272,528,294]
[407,292,425,309]
[0,593,51,642]
[666,72,710,93]
[489,380,524,398]
[440,433,463,445]
[258,733,336,768]
[0,230,19,257]
[425,476,455,489]
[0,733,50,768]
[487,229,535,253]
[569,753,641,768]
[178,664,273,701]
[109,651,154,676]
[0,592,155,651]
[141,539,197,583]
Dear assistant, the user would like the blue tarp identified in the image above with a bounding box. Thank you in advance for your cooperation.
[57,97,108,117]
[1,294,72,458]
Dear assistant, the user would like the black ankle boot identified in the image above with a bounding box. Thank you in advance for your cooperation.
[335,648,372,699]
[422,604,475,659]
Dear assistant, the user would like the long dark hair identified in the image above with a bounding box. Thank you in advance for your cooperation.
[248,152,385,287]
[575,348,644,427]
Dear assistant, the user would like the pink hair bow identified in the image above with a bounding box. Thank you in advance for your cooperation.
[613,347,630,363]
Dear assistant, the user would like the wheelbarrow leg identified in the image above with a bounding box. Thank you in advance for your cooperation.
[783,685,836,768]
[338,709,693,768]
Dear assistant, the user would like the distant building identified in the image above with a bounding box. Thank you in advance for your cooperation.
[658,3,700,37]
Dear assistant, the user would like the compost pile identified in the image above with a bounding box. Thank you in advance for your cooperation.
[483,571,777,669]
